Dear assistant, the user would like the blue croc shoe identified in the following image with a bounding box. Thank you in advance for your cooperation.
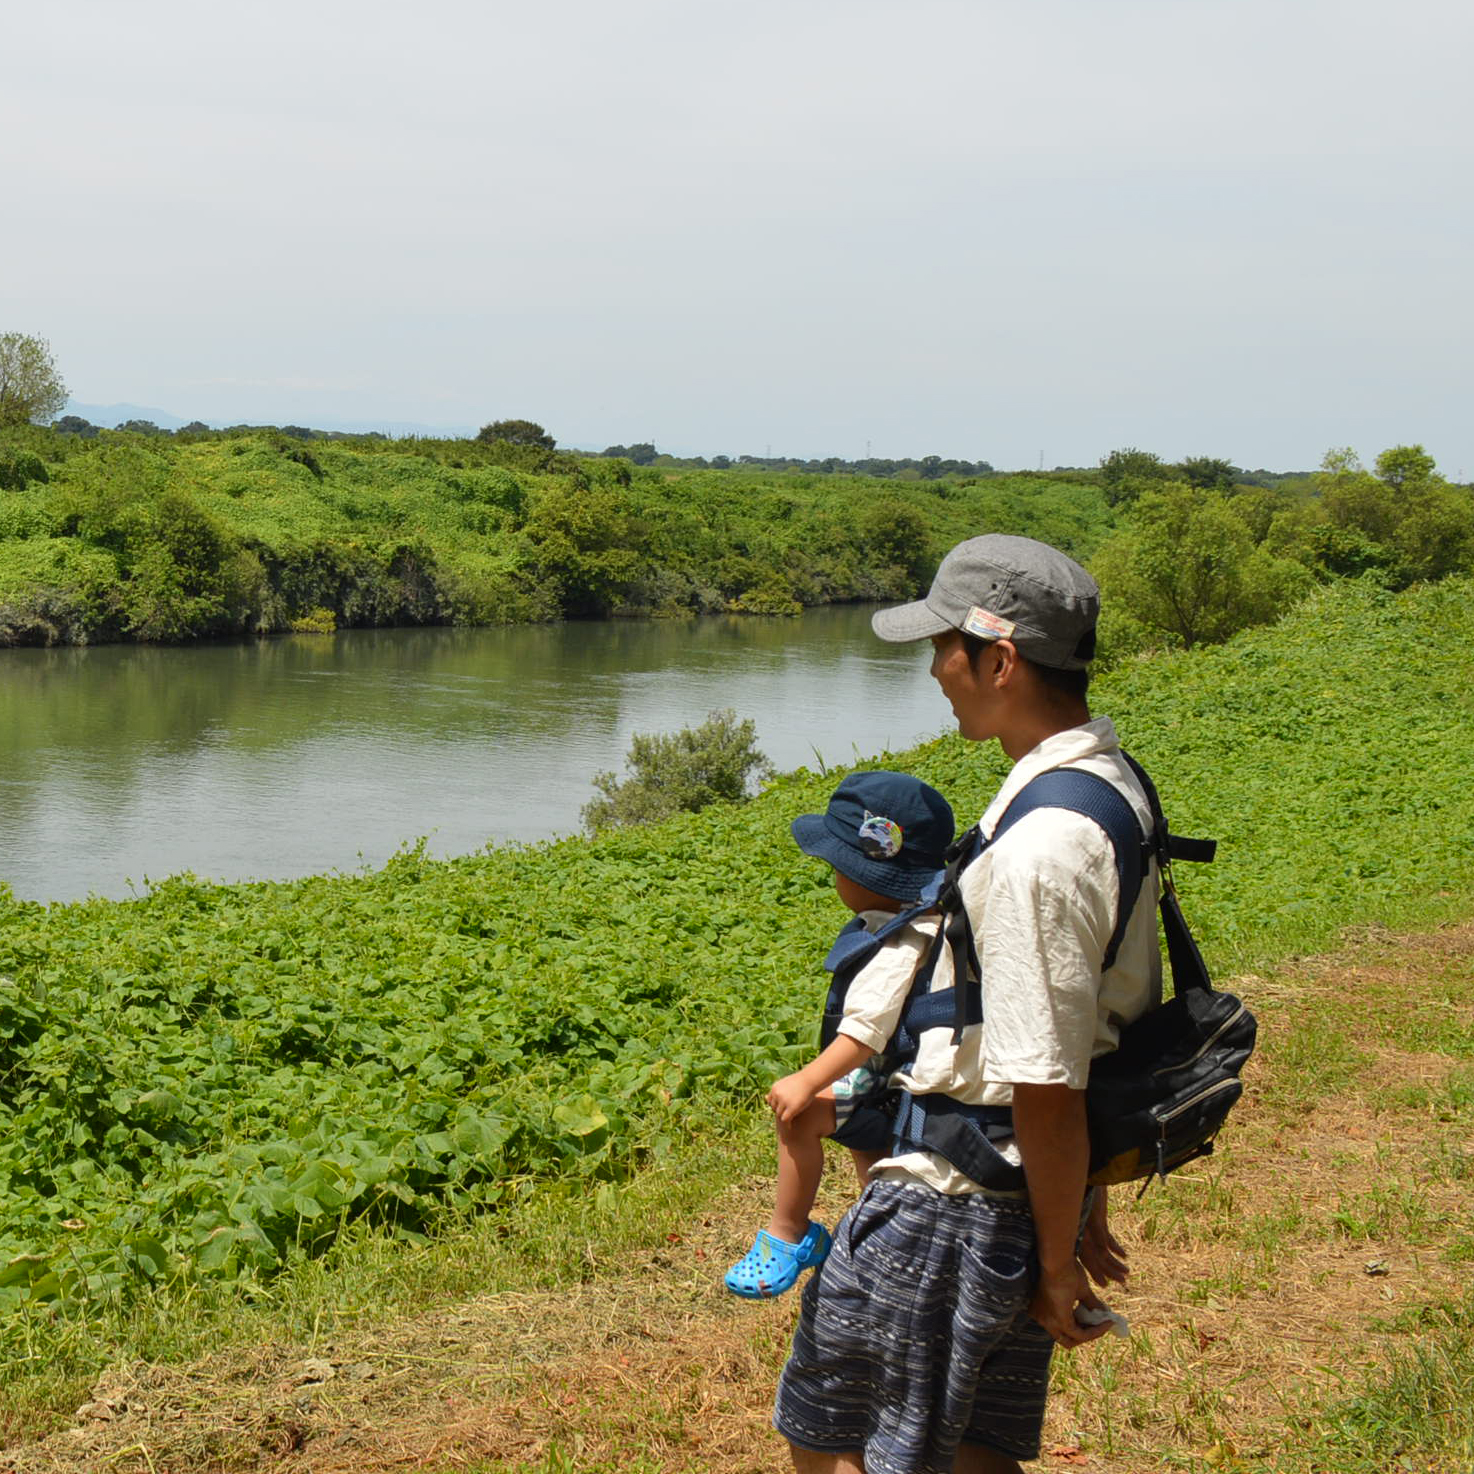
[724,1222,832,1299]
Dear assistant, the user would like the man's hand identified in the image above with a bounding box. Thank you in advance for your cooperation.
[767,1072,818,1123]
[1078,1187,1129,1287]
[1010,1084,1118,1350]
[1028,1262,1111,1350]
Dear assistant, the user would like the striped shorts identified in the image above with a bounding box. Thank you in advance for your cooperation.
[773,1179,1053,1473]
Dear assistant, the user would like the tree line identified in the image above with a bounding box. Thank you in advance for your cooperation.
[0,422,1109,646]
[4,332,1470,659]
[1088,443,1472,657]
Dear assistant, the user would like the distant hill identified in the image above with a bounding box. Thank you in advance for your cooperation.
[68,401,191,431]
[65,401,480,438]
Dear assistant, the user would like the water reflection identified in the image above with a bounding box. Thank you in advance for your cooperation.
[0,608,948,902]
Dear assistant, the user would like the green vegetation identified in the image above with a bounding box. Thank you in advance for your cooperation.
[4,415,1469,668]
[0,423,1110,645]
[0,335,67,429]
[582,708,773,832]
[596,441,999,479]
[1,577,1472,1345]
[1089,442,1474,657]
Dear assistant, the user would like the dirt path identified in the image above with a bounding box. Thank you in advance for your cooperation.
[8,925,1474,1474]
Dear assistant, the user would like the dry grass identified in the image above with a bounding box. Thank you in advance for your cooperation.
[5,925,1474,1474]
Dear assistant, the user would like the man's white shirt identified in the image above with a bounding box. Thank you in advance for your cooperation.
[875,717,1163,1194]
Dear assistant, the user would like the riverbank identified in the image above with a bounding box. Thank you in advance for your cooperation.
[10,920,1473,1473]
[2,577,1474,1464]
[0,426,1110,646]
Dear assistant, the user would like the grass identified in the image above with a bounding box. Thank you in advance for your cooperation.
[5,922,1474,1472]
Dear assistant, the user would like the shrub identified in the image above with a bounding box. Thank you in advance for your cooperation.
[0,539,121,644]
[0,446,48,492]
[582,709,774,832]
[289,606,337,633]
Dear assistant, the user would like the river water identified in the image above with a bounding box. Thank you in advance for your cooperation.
[0,607,951,902]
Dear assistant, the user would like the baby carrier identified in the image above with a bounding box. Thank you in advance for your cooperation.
[819,755,1256,1191]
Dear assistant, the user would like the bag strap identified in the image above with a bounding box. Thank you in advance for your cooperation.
[930,752,1218,1040]
[991,768,1148,973]
[1119,752,1215,997]
[930,826,983,1044]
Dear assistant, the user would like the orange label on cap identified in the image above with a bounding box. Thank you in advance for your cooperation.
[963,606,1016,640]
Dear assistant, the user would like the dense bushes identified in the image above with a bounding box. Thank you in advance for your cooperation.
[582,709,774,832]
[0,428,1112,645]
[3,424,1469,653]
[1090,444,1474,660]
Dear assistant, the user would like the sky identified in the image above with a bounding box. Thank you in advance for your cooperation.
[5,0,1470,473]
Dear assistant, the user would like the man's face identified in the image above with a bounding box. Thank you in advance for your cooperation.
[929,629,997,742]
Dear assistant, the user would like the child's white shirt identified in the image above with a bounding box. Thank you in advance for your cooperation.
[834,908,940,1056]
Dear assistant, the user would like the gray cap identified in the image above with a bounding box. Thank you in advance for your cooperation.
[871,534,1099,670]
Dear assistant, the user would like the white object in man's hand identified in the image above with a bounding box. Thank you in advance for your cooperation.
[1074,1304,1130,1338]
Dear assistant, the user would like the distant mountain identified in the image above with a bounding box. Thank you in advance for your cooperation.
[68,401,191,430]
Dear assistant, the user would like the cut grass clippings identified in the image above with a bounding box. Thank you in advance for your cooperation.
[6,921,1474,1474]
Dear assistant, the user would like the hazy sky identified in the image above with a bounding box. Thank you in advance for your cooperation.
[6,0,1470,472]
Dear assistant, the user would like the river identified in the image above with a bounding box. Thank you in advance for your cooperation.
[0,607,951,902]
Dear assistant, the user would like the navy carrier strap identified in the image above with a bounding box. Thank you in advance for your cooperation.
[888,753,1219,1189]
[990,767,1151,975]
[917,765,1153,1050]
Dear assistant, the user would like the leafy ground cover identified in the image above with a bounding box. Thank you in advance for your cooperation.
[7,922,1474,1473]
[0,574,1472,1455]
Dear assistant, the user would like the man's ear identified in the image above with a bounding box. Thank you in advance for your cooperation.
[991,639,1020,686]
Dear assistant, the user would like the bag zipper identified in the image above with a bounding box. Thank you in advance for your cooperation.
[1154,1076,1241,1127]
[1151,1000,1248,1079]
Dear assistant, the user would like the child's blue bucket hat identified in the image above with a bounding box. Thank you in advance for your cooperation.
[791,770,955,902]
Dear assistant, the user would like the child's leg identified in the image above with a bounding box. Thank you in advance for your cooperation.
[768,1093,837,1245]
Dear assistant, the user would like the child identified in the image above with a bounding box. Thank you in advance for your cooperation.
[724,770,954,1298]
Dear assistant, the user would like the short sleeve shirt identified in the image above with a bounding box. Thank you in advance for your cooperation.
[834,910,941,1056]
[876,717,1162,1193]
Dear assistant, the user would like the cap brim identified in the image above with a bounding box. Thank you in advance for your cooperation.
[871,600,954,643]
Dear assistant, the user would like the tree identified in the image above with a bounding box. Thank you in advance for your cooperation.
[0,446,49,491]
[0,333,68,427]
[477,419,554,449]
[52,414,98,438]
[1174,456,1236,492]
[862,498,933,595]
[1098,447,1169,506]
[1091,483,1311,652]
[1300,444,1471,586]
[520,481,647,616]
[1374,443,1437,490]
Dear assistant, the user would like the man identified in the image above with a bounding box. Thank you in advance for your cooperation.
[773,534,1159,1474]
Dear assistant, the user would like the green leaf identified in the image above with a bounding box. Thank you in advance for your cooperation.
[552,1096,610,1138]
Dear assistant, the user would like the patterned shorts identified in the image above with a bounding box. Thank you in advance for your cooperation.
[773,1179,1053,1473]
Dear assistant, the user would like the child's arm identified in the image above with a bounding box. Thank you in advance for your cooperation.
[767,1034,876,1124]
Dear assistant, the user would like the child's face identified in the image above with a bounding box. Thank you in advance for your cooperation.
[834,868,905,915]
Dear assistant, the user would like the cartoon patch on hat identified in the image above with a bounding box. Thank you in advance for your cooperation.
[857,811,903,860]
